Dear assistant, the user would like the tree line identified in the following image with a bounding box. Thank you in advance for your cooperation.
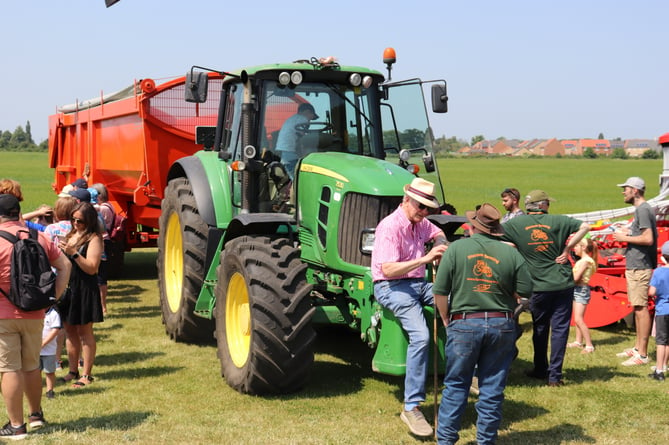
[0,121,47,151]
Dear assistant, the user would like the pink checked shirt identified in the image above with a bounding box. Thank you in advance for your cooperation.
[371,205,442,282]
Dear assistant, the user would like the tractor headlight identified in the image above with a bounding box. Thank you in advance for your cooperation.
[360,228,375,255]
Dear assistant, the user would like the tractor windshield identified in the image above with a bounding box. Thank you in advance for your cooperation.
[259,80,383,163]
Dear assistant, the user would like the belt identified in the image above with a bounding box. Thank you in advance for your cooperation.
[450,311,511,321]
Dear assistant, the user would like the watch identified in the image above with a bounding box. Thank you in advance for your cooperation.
[71,252,80,260]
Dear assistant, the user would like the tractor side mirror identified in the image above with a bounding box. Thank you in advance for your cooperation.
[185,71,208,103]
[431,83,448,113]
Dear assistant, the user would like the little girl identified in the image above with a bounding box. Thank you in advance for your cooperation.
[567,238,598,353]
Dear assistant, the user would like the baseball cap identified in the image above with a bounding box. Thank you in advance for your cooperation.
[0,194,21,217]
[72,178,88,189]
[525,190,556,204]
[69,188,91,203]
[616,176,645,191]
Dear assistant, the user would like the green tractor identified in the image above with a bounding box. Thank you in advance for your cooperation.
[157,50,461,394]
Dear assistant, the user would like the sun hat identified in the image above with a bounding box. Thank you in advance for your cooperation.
[616,176,645,191]
[525,190,556,204]
[58,184,75,198]
[0,194,20,217]
[69,188,91,203]
[72,178,88,189]
[466,203,504,236]
[404,177,440,209]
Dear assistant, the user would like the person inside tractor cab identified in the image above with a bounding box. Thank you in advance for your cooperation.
[274,103,318,178]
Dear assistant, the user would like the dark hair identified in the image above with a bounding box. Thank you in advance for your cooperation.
[501,187,520,201]
[66,202,102,249]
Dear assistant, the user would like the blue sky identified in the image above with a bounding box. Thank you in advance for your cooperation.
[1,1,667,144]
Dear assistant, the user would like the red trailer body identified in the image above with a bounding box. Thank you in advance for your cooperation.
[47,75,224,249]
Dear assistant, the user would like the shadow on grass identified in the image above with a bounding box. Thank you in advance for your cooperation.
[116,251,158,281]
[496,423,595,444]
[110,304,162,319]
[96,365,183,381]
[95,351,165,367]
[37,411,154,433]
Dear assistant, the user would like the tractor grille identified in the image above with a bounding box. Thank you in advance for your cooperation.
[337,193,402,267]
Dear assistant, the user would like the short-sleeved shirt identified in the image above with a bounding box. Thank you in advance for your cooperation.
[275,113,310,156]
[0,221,63,319]
[41,307,62,356]
[371,205,442,282]
[501,212,583,292]
[626,201,657,270]
[573,255,596,286]
[651,266,669,316]
[433,233,532,313]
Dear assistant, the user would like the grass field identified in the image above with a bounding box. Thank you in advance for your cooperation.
[1,152,668,444]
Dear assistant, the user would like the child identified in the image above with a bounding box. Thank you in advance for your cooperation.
[648,241,669,381]
[567,238,598,353]
[41,306,63,399]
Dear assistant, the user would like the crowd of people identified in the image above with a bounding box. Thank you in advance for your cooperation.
[373,175,663,443]
[0,177,110,439]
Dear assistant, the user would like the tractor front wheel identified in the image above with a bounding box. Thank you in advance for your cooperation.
[214,235,315,394]
[157,177,214,343]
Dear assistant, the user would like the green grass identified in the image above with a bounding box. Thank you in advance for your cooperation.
[3,152,669,444]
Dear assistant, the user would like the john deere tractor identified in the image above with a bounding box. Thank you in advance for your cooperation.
[157,50,461,394]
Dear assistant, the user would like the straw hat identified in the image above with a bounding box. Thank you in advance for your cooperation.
[403,178,439,209]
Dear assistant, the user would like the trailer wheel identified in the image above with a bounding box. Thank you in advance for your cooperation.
[157,177,214,343]
[214,235,315,394]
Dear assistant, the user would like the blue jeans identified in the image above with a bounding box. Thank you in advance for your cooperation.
[374,279,434,411]
[530,288,574,383]
[437,317,516,445]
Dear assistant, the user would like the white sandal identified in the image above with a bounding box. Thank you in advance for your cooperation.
[581,345,595,354]
[567,341,583,348]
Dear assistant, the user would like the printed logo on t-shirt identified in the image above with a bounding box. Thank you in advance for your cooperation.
[526,224,553,252]
[467,253,499,294]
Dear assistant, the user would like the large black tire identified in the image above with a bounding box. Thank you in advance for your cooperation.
[214,235,315,394]
[157,177,215,343]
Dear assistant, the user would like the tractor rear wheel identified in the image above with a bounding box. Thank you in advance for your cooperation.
[157,177,214,343]
[215,235,315,394]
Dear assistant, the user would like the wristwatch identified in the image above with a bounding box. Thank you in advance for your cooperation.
[71,252,80,260]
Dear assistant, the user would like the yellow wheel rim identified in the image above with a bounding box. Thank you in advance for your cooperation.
[226,272,251,367]
[164,212,183,313]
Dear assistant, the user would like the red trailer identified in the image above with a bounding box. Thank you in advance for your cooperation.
[48,74,224,251]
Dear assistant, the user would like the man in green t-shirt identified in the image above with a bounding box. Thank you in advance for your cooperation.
[434,203,532,444]
[501,190,590,387]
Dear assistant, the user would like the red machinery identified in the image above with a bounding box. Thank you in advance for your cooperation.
[578,132,669,327]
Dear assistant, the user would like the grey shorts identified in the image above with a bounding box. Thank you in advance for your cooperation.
[40,355,58,374]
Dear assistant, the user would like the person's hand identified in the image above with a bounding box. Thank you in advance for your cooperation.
[555,252,569,264]
[426,244,448,265]
[612,228,628,242]
[59,239,76,257]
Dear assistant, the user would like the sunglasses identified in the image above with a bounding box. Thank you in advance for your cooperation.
[502,188,520,201]
[71,217,85,224]
[411,199,429,211]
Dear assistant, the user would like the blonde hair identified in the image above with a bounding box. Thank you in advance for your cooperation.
[578,238,598,272]
[0,178,23,201]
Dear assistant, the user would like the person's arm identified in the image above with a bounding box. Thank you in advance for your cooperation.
[41,328,60,348]
[72,236,103,276]
[649,285,657,298]
[615,227,654,246]
[572,259,587,283]
[380,244,447,278]
[434,293,450,326]
[51,254,71,301]
[557,222,590,263]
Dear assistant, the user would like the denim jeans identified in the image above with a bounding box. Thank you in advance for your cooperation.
[374,279,434,411]
[530,288,574,383]
[437,317,516,445]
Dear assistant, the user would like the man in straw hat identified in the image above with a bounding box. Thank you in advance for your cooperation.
[433,203,532,445]
[372,177,448,437]
[613,176,657,366]
[501,190,590,387]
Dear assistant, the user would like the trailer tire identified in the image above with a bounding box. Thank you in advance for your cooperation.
[215,235,315,394]
[157,177,215,343]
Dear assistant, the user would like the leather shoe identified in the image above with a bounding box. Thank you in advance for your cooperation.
[547,380,564,387]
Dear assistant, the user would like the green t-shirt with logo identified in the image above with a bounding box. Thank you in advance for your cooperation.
[501,212,583,292]
[433,233,532,314]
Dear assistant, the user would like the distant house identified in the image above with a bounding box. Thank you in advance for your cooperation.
[579,139,610,155]
[561,140,579,155]
[625,139,659,157]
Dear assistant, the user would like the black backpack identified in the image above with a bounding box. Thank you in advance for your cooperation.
[0,228,57,311]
